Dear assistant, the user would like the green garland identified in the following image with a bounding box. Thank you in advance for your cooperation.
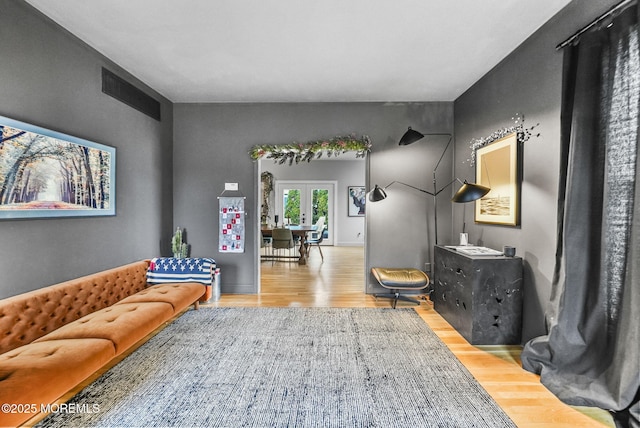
[250,135,372,165]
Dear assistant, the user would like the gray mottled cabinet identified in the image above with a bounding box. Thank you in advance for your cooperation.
[433,245,523,345]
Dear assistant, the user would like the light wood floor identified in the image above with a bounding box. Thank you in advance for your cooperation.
[214,245,614,428]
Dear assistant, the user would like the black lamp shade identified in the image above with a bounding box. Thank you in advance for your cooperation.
[369,185,388,202]
[398,127,425,145]
[451,181,490,203]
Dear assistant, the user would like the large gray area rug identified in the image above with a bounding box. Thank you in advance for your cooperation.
[39,307,516,427]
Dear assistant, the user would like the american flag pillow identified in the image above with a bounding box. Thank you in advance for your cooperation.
[147,257,216,285]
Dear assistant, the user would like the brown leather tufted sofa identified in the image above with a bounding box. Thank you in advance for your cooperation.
[0,260,204,427]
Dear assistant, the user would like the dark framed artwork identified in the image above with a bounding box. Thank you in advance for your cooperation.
[0,115,116,219]
[348,186,366,217]
[475,133,519,226]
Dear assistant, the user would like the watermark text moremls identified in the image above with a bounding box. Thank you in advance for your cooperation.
[41,403,101,414]
[2,402,100,415]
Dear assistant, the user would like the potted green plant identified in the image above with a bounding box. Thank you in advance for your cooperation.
[171,227,189,258]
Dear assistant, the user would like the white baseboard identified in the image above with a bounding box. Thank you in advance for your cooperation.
[335,242,365,247]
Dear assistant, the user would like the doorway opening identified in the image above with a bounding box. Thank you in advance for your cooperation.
[256,157,367,294]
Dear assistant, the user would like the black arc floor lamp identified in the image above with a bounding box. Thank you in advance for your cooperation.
[369,127,490,245]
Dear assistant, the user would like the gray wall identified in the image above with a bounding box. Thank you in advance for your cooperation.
[453,0,619,342]
[264,159,366,246]
[0,0,174,298]
[367,105,454,293]
[173,102,453,294]
[2,0,617,347]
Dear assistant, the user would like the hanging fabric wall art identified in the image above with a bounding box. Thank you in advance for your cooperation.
[218,196,245,253]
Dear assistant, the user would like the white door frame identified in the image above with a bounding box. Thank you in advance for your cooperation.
[274,180,337,245]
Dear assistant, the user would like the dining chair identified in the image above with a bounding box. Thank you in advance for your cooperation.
[271,228,295,264]
[260,230,271,259]
[313,216,325,234]
[305,225,325,260]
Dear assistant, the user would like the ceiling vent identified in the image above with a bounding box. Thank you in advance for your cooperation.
[101,68,161,121]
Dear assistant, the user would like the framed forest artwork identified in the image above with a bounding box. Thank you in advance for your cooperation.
[475,133,520,226]
[0,115,115,219]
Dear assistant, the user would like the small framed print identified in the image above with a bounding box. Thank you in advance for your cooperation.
[348,186,366,217]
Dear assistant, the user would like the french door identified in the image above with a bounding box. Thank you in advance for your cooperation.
[275,181,335,245]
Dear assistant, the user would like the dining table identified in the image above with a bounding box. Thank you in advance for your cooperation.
[261,225,317,265]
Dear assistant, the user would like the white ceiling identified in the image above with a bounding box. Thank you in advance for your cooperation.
[24,0,570,103]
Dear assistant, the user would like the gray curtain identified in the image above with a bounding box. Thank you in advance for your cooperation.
[521,4,640,428]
